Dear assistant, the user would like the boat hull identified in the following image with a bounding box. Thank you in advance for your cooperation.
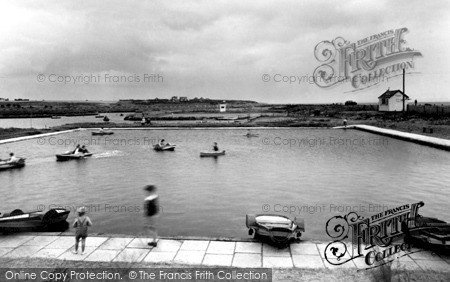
[92,132,114,136]
[154,145,176,151]
[246,214,305,246]
[56,153,93,161]
[200,151,226,157]
[0,209,70,231]
[0,158,26,171]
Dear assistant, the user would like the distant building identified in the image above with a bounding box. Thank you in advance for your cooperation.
[219,104,227,112]
[0,98,9,101]
[378,89,409,112]
[171,96,178,102]
[179,97,188,102]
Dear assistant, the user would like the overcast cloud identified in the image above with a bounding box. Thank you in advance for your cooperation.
[0,0,449,103]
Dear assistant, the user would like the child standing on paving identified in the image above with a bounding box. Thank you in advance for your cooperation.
[72,206,93,255]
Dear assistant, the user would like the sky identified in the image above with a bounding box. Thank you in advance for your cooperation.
[0,0,449,104]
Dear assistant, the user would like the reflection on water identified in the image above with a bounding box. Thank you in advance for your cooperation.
[1,129,449,240]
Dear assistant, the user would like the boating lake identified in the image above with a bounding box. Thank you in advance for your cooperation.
[1,128,449,240]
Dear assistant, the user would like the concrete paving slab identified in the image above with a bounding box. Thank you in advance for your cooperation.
[263,256,293,268]
[0,236,34,247]
[174,250,205,265]
[0,248,14,257]
[180,240,210,251]
[407,251,444,261]
[232,253,262,268]
[23,235,58,247]
[98,237,133,250]
[235,242,262,254]
[323,258,357,269]
[33,248,69,259]
[45,236,75,249]
[59,247,96,261]
[263,244,291,257]
[143,251,177,264]
[292,255,325,269]
[151,239,182,252]
[413,259,450,272]
[317,243,351,260]
[290,243,320,255]
[113,248,150,263]
[85,249,122,262]
[206,241,235,255]
[127,237,153,249]
[84,237,109,247]
[5,245,43,258]
[202,254,233,266]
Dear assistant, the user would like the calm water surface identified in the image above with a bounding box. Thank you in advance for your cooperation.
[1,128,449,240]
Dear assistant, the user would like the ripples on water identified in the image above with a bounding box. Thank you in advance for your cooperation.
[1,129,449,240]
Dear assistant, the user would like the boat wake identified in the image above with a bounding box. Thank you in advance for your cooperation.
[92,150,126,159]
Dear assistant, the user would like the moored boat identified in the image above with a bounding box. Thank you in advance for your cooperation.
[200,150,226,157]
[245,133,259,137]
[153,144,176,151]
[0,158,26,171]
[246,214,305,246]
[56,153,93,161]
[92,131,114,136]
[0,208,70,231]
[103,116,110,122]
[402,216,450,251]
[95,115,105,118]
[51,116,61,119]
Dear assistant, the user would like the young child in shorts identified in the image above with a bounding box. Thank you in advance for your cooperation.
[72,206,93,254]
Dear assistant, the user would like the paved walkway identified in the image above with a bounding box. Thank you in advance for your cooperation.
[335,124,450,151]
[0,234,449,271]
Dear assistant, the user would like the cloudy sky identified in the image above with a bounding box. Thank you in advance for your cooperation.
[0,0,449,103]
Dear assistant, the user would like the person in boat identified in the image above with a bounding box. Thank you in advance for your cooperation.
[213,142,219,152]
[144,185,159,247]
[1,153,19,163]
[72,206,93,255]
[72,144,81,154]
[78,145,89,154]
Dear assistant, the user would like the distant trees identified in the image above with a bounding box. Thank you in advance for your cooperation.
[345,100,357,106]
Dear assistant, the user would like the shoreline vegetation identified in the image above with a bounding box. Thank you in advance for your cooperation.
[1,100,449,140]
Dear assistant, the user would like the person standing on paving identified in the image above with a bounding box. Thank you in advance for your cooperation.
[144,185,159,247]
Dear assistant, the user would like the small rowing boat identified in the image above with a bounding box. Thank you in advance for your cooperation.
[402,216,450,251]
[0,208,70,231]
[56,153,93,161]
[51,116,61,119]
[245,133,259,137]
[92,131,114,136]
[200,150,226,157]
[0,158,26,171]
[246,214,305,246]
[153,144,176,151]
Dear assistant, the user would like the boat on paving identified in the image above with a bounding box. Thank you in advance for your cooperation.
[0,208,70,232]
[56,153,93,161]
[200,150,226,157]
[0,158,26,171]
[402,216,450,251]
[246,214,305,246]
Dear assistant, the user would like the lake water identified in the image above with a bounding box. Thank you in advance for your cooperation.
[1,128,449,240]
